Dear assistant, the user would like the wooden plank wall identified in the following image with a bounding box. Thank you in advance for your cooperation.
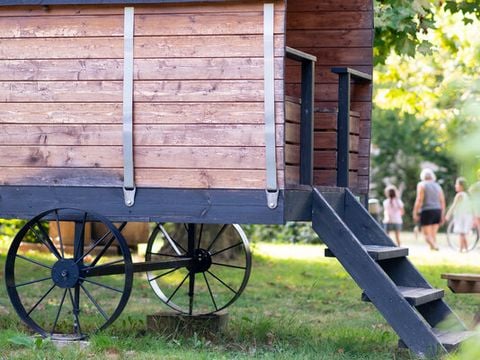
[0,1,287,190]
[285,0,373,195]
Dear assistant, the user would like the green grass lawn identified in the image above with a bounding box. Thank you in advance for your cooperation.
[0,234,479,359]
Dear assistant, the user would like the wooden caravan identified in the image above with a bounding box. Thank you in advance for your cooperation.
[0,0,373,223]
[1,1,473,356]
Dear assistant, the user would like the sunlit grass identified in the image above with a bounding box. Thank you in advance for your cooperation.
[0,235,479,359]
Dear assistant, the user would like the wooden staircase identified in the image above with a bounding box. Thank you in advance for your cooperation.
[313,187,474,357]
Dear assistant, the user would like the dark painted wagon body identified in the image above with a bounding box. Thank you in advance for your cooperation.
[1,0,472,357]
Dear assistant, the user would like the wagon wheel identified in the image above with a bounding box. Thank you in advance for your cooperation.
[145,223,251,315]
[5,208,133,340]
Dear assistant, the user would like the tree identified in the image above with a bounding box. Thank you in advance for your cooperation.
[372,5,480,227]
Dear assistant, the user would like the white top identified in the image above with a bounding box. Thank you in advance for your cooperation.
[383,198,404,224]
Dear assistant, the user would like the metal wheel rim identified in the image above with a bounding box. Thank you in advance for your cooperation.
[145,223,251,315]
[5,208,133,339]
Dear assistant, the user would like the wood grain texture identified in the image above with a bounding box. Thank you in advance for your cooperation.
[0,58,284,81]
[0,12,285,38]
[0,102,285,124]
[0,167,286,189]
[0,35,285,59]
[0,80,284,102]
[0,145,285,170]
[0,124,285,146]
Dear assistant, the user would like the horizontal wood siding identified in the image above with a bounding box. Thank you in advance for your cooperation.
[0,1,287,190]
[285,0,373,194]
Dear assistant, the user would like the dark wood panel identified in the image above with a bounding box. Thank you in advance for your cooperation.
[0,167,286,189]
[0,35,285,59]
[285,82,372,101]
[287,29,372,48]
[285,99,301,123]
[0,124,285,146]
[314,169,336,185]
[287,0,372,12]
[0,186,286,224]
[285,64,372,84]
[0,80,284,102]
[287,11,373,30]
[0,145,285,170]
[0,102,286,124]
[285,143,300,165]
[285,165,300,184]
[314,131,336,150]
[285,122,300,144]
[0,58,284,81]
[313,150,336,168]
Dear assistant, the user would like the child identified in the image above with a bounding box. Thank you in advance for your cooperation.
[446,177,474,253]
[382,185,404,246]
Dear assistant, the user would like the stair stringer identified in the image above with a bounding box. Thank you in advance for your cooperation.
[312,188,446,357]
[342,189,467,330]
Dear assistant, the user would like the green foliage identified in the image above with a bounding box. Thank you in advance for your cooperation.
[0,219,25,240]
[242,222,320,244]
[375,0,480,63]
[371,6,480,227]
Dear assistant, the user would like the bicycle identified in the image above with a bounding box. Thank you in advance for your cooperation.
[446,220,479,252]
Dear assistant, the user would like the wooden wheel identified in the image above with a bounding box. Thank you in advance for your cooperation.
[145,223,251,315]
[5,208,133,339]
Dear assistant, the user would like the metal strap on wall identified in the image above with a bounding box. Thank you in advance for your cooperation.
[263,2,278,209]
[123,7,136,207]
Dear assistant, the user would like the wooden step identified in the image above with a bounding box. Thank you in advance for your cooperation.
[325,245,408,261]
[362,286,444,306]
[434,329,477,351]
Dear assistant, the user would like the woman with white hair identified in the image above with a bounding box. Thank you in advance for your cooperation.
[412,168,446,250]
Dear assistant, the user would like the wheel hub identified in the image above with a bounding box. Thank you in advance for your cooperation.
[51,259,80,288]
[189,248,212,273]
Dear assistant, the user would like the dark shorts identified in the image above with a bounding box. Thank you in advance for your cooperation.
[384,223,402,232]
[420,209,442,226]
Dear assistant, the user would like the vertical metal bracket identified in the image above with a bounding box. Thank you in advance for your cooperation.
[263,2,278,209]
[123,7,136,207]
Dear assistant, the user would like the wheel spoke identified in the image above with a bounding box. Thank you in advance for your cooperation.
[197,224,204,250]
[84,258,125,273]
[80,283,109,321]
[27,284,56,316]
[15,276,52,288]
[206,224,228,251]
[80,277,123,294]
[159,224,185,255]
[30,223,61,260]
[211,261,246,270]
[51,288,68,336]
[54,210,65,258]
[203,272,218,312]
[146,251,183,259]
[210,241,243,257]
[68,288,82,336]
[166,273,189,304]
[188,271,195,316]
[74,213,88,263]
[79,222,127,265]
[148,267,180,282]
[16,254,52,270]
[207,270,237,294]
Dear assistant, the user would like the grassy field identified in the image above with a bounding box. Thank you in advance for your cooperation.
[0,232,479,359]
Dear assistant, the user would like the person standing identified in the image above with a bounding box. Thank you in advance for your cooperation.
[412,168,445,251]
[446,177,474,252]
[382,185,404,246]
[469,170,480,233]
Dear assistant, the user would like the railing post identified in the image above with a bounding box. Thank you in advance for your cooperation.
[331,67,372,189]
[300,60,315,185]
[336,72,351,188]
[286,47,317,186]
